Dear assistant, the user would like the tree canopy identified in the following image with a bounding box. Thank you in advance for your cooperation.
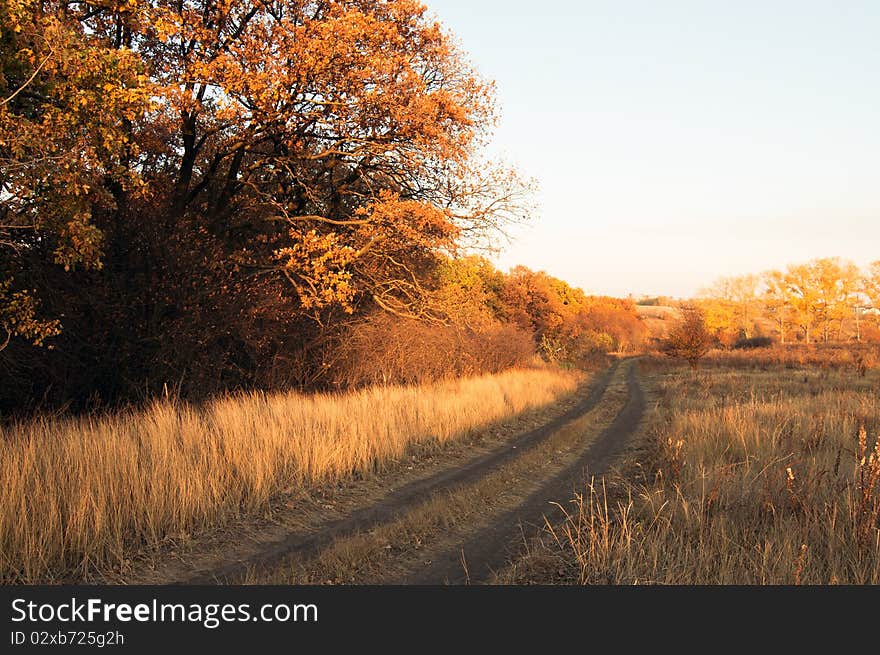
[2,2,645,412]
[697,257,880,346]
[1,1,539,408]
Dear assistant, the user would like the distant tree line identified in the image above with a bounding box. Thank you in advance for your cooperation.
[330,259,646,387]
[697,257,880,347]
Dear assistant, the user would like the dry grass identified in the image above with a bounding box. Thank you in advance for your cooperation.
[702,344,879,374]
[635,305,680,342]
[0,366,580,584]
[506,361,880,584]
[248,366,631,585]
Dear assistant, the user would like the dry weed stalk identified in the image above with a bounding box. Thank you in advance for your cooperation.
[854,426,880,547]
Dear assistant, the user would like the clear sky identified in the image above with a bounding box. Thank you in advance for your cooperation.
[426,0,880,298]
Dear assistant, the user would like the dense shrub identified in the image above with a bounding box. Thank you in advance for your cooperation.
[733,336,774,350]
[328,314,537,388]
[663,306,713,369]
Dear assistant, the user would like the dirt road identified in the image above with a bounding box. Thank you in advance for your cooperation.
[183,359,628,584]
[403,360,645,584]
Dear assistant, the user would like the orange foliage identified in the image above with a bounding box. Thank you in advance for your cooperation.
[0,3,637,410]
[700,258,879,347]
[500,267,646,363]
[663,305,713,369]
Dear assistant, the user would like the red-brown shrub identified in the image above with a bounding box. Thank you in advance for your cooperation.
[328,314,536,387]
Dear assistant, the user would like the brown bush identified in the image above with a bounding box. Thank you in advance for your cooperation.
[663,305,713,369]
[328,314,536,388]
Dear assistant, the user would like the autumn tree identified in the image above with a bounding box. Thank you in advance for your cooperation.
[855,260,880,342]
[808,258,859,343]
[1,1,534,407]
[430,256,507,331]
[865,261,880,309]
[497,267,645,364]
[664,305,713,369]
[698,274,762,345]
[1,0,149,350]
[763,269,792,344]
[697,258,875,347]
[770,258,861,344]
[121,0,531,317]
[500,267,573,339]
[780,261,822,344]
[829,259,861,341]
[577,296,646,353]
[698,295,736,346]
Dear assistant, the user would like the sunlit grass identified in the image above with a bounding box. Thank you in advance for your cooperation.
[510,362,880,584]
[0,366,581,583]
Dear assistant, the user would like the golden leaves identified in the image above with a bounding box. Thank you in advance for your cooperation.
[358,191,460,249]
[274,230,357,311]
[54,217,105,272]
[0,279,61,349]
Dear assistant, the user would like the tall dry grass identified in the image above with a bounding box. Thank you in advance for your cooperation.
[512,362,880,584]
[0,366,580,583]
[702,344,878,374]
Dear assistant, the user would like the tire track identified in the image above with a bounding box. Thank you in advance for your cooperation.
[404,359,644,585]
[183,359,624,583]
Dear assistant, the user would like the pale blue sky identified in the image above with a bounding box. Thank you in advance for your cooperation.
[427,1,880,297]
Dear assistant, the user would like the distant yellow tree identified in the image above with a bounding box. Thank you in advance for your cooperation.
[861,261,880,339]
[763,269,793,344]
[865,261,880,308]
[700,259,875,346]
[808,258,860,343]
[830,259,861,341]
[698,296,736,345]
[698,274,761,344]
[782,262,822,344]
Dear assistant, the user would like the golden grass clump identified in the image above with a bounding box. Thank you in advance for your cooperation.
[0,366,580,583]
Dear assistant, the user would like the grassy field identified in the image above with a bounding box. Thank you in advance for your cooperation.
[506,359,880,584]
[0,366,581,584]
